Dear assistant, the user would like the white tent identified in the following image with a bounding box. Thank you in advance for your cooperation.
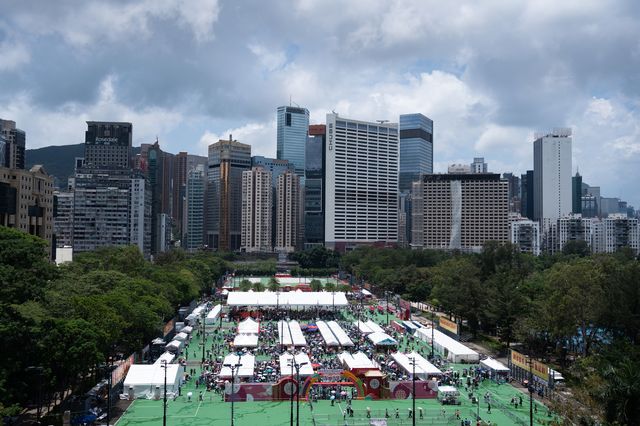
[279,353,314,377]
[328,321,354,346]
[237,317,260,334]
[277,320,306,346]
[355,320,374,334]
[480,358,509,374]
[123,364,182,399]
[233,333,259,348]
[415,327,479,363]
[338,351,377,370]
[391,352,442,380]
[402,321,419,333]
[227,291,349,308]
[365,320,385,334]
[181,326,193,334]
[174,332,189,342]
[165,339,183,353]
[288,320,307,346]
[205,304,222,325]
[367,332,398,346]
[317,321,339,346]
[361,289,372,296]
[219,353,255,378]
[153,352,175,366]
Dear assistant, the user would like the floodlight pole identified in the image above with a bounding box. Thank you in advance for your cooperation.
[289,357,294,426]
[295,361,307,426]
[201,310,206,364]
[161,360,168,426]
[431,311,435,360]
[410,357,417,426]
[224,360,242,426]
[385,291,390,325]
[528,356,534,426]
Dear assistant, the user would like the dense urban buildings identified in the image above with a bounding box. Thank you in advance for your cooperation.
[324,113,399,251]
[206,136,251,251]
[276,106,309,183]
[241,166,273,252]
[304,124,326,249]
[174,152,207,240]
[412,172,509,251]
[520,170,534,220]
[533,128,572,223]
[572,171,582,214]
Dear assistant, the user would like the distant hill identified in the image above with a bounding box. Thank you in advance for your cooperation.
[26,144,141,189]
[26,143,85,189]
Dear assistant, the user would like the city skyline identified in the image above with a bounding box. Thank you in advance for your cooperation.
[0,1,639,208]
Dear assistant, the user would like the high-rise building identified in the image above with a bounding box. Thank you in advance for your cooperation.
[581,194,599,218]
[184,165,206,252]
[251,156,294,187]
[241,167,273,252]
[572,172,582,214]
[324,113,399,251]
[276,170,301,253]
[0,165,54,253]
[305,124,326,248]
[277,106,309,183]
[174,152,207,239]
[398,192,410,248]
[399,113,433,192]
[84,121,132,169]
[520,170,534,220]
[144,141,175,254]
[70,169,151,255]
[470,157,488,174]
[509,214,541,256]
[503,172,521,213]
[53,190,74,248]
[206,136,251,251]
[600,197,622,217]
[0,119,26,169]
[412,173,509,251]
[533,128,572,223]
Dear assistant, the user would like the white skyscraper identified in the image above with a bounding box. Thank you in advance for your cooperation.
[324,113,399,251]
[533,128,572,223]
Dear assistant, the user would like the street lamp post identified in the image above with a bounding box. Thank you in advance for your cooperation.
[295,361,307,426]
[289,358,294,426]
[161,360,168,426]
[409,357,417,426]
[527,356,534,426]
[201,310,206,364]
[430,311,435,360]
[223,357,242,426]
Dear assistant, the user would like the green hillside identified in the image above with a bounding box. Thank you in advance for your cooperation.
[26,143,85,189]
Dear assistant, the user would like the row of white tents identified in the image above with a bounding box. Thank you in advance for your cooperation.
[227,291,349,308]
[278,320,307,346]
[316,321,354,346]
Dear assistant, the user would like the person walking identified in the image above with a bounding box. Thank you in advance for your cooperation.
[487,402,491,414]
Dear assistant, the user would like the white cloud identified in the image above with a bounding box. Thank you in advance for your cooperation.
[248,43,287,71]
[0,41,30,71]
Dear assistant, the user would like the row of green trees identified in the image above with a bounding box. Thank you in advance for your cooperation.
[0,227,226,417]
[340,242,640,424]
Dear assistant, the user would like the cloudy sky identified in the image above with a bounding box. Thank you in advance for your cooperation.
[1,0,639,206]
